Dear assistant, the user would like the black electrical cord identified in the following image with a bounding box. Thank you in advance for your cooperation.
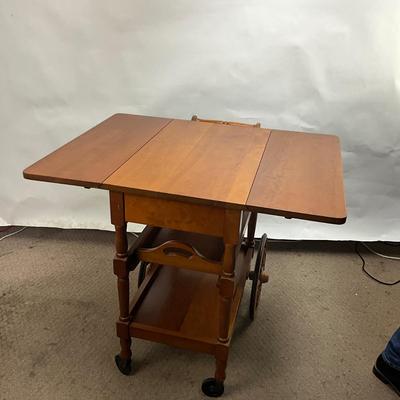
[383,241,400,247]
[355,242,400,286]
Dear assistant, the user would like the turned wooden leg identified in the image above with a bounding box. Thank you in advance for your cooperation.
[113,223,133,375]
[118,336,132,361]
[204,209,240,397]
[218,243,235,343]
[218,289,232,343]
[202,345,229,397]
[116,248,130,322]
[215,345,229,382]
[110,192,132,375]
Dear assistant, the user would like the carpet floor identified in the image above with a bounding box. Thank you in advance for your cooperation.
[0,227,399,400]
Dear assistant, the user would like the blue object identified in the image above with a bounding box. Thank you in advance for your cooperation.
[383,328,400,371]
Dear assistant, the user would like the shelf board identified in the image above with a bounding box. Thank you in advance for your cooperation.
[129,248,252,354]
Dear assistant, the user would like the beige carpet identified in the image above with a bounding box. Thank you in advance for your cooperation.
[0,227,399,399]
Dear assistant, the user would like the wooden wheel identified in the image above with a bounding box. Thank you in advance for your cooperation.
[249,234,269,320]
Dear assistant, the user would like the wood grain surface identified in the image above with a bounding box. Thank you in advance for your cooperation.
[130,251,250,344]
[124,193,227,237]
[103,119,270,206]
[23,114,171,187]
[23,114,347,223]
[246,130,346,223]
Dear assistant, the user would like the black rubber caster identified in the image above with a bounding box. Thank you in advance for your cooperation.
[201,377,224,397]
[115,354,132,375]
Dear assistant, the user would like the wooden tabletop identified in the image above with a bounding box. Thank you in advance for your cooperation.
[24,113,346,224]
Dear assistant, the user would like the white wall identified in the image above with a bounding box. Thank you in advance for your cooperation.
[1,0,399,240]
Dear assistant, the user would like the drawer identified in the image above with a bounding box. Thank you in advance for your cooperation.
[124,193,227,237]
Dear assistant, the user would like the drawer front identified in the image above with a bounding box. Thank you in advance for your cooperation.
[124,193,228,237]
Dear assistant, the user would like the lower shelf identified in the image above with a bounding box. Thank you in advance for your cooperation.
[127,247,252,355]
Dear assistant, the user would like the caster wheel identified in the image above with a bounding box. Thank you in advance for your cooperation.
[115,354,132,375]
[201,377,224,397]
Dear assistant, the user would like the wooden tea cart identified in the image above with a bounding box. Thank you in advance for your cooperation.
[24,114,346,397]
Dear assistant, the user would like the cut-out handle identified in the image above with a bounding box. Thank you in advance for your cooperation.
[138,240,222,275]
[163,246,193,259]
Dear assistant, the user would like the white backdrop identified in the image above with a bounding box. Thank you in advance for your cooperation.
[1,0,400,240]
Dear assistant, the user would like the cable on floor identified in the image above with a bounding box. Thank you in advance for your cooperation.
[0,226,27,241]
[355,242,400,286]
[383,241,400,247]
[360,242,400,260]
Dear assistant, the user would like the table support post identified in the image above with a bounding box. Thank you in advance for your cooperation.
[215,345,229,382]
[110,191,132,373]
[213,210,240,386]
[115,224,130,322]
[218,244,235,343]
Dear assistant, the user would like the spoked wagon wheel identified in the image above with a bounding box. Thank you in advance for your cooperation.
[249,234,269,320]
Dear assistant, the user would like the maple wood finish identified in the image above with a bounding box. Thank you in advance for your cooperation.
[24,114,171,188]
[124,193,226,237]
[129,250,250,352]
[23,113,346,396]
[110,192,132,370]
[104,119,270,207]
[138,239,222,275]
[247,130,346,223]
[24,114,346,223]
[110,190,249,389]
